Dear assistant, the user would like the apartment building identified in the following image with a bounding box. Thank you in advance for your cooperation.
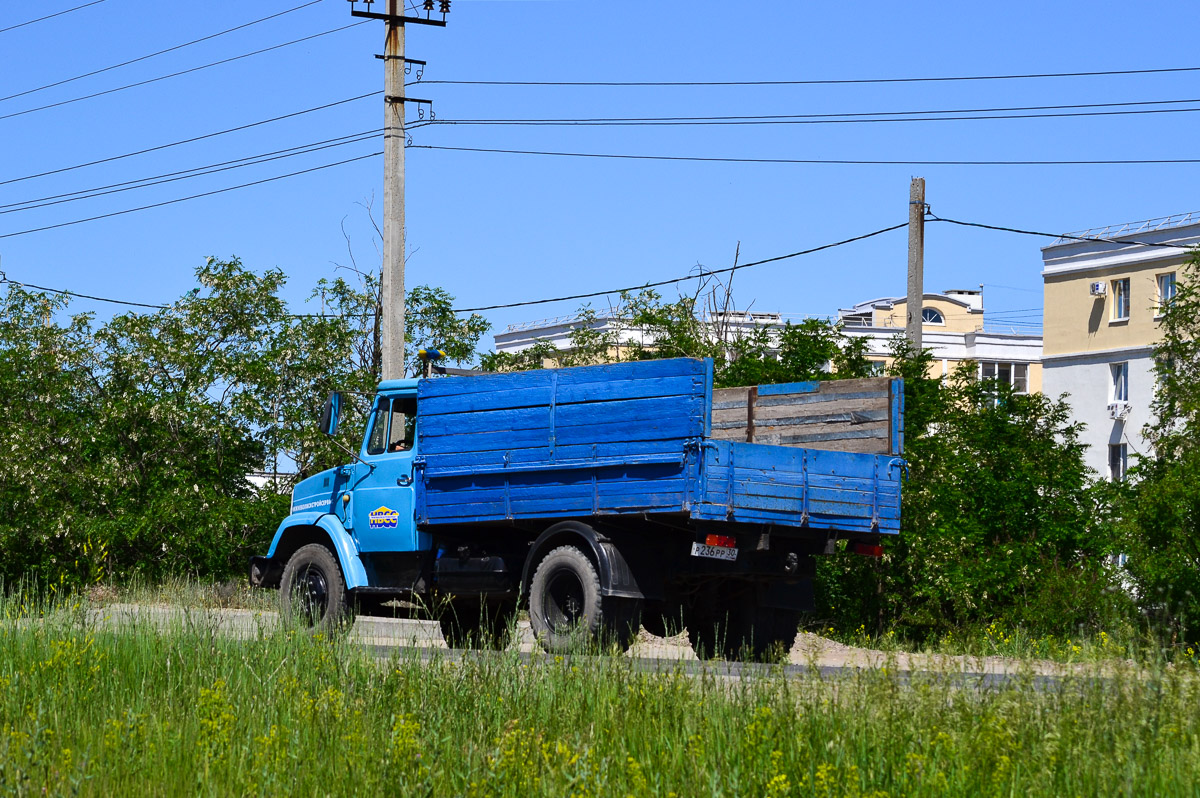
[838,290,1043,392]
[493,289,1042,392]
[1040,212,1200,479]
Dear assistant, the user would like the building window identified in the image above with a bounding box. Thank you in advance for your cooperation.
[1012,363,1028,393]
[1157,272,1177,313]
[1111,278,1131,321]
[867,360,886,375]
[1109,443,1127,481]
[921,308,945,325]
[979,361,1030,394]
[1111,362,1129,403]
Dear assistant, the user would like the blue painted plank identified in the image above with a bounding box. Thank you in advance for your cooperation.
[420,406,552,437]
[756,381,820,396]
[419,370,554,398]
[554,374,706,405]
[419,385,555,415]
[553,358,708,388]
[420,428,551,454]
[555,395,704,431]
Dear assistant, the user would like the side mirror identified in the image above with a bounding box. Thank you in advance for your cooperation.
[318,392,341,436]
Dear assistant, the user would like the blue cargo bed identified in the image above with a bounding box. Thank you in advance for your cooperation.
[413,358,902,536]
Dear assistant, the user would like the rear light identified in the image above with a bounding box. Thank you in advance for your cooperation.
[853,543,884,558]
[705,534,737,549]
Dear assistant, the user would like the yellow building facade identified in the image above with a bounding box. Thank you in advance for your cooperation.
[838,290,1043,393]
[1040,213,1200,478]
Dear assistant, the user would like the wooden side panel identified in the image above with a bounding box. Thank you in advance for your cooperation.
[711,377,903,455]
[416,358,712,525]
[694,440,902,535]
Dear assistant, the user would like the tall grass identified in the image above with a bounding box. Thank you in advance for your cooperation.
[3,591,1199,796]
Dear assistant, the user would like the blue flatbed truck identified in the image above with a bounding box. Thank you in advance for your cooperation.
[250,357,904,661]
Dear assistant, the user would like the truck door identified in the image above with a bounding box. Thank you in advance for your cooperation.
[351,395,424,553]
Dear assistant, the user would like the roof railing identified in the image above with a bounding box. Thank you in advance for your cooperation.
[1053,210,1200,245]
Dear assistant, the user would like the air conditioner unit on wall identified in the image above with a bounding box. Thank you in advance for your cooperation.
[1090,282,1107,297]
[1108,402,1131,420]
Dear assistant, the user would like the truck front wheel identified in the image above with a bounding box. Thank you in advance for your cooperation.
[529,545,640,654]
[279,543,353,634]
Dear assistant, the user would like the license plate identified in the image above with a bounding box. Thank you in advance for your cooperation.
[690,542,738,562]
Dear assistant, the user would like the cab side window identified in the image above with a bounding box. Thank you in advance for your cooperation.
[388,398,417,452]
[365,399,391,456]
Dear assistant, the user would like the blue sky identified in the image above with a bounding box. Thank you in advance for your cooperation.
[1,0,1196,352]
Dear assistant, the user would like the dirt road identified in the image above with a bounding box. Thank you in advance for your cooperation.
[88,603,1080,681]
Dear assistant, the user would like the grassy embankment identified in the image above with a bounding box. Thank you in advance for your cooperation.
[3,591,1200,796]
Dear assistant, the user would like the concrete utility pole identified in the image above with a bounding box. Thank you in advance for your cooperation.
[906,177,926,350]
[382,16,406,381]
[349,0,449,380]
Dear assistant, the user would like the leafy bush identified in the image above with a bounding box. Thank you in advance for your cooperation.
[817,341,1127,639]
[0,258,488,586]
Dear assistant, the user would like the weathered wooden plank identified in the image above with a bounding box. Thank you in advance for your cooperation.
[712,406,750,424]
[756,419,888,438]
[752,397,887,419]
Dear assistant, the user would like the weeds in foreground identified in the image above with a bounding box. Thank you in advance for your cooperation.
[2,590,1200,796]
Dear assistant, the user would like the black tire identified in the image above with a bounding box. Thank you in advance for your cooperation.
[438,599,517,650]
[686,583,801,662]
[279,543,353,634]
[529,545,641,654]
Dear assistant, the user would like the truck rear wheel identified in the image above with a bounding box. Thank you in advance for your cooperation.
[686,585,800,662]
[279,543,353,634]
[529,545,640,654]
[438,599,517,650]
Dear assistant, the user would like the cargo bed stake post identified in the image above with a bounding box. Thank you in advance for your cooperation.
[746,386,757,443]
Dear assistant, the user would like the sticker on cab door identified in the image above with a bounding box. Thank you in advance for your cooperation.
[369,506,399,529]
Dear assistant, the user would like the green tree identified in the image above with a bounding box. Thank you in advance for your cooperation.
[480,282,871,386]
[818,338,1123,638]
[0,257,488,586]
[1104,251,1200,641]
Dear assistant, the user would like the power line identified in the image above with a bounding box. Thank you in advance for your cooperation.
[0,151,382,240]
[0,21,367,122]
[0,0,326,105]
[0,92,379,187]
[412,144,1200,167]
[0,223,907,316]
[414,65,1200,88]
[927,214,1198,249]
[0,1,106,36]
[427,98,1200,127]
[449,223,908,313]
[0,271,369,314]
[0,273,168,309]
[0,130,383,214]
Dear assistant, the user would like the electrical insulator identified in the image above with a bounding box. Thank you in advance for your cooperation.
[423,0,434,9]
[440,0,450,12]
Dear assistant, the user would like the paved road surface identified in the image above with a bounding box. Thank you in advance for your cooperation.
[87,603,1084,687]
